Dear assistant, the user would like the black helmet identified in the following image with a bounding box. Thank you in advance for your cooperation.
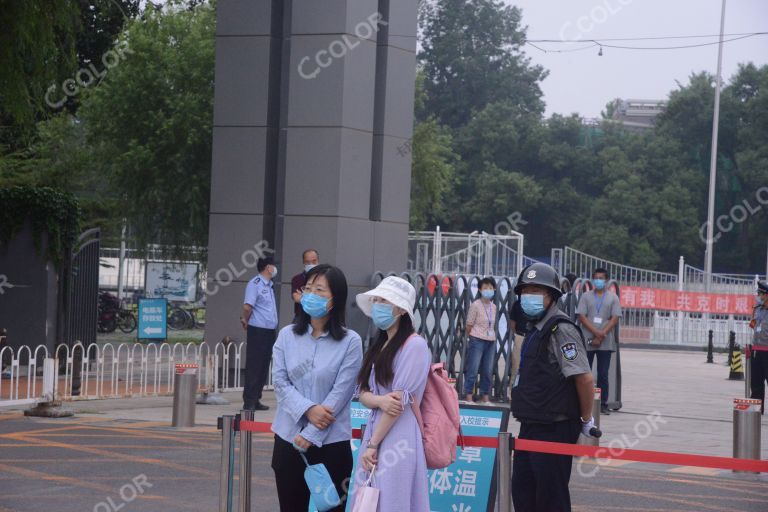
[758,281,768,294]
[514,263,563,299]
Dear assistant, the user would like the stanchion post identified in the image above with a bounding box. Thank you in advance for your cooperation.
[732,398,762,474]
[238,409,254,512]
[219,415,236,512]
[497,432,512,512]
[706,330,714,363]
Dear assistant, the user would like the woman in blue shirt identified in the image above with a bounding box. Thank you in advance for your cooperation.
[271,264,363,512]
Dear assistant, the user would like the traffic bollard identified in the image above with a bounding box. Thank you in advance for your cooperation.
[219,415,236,512]
[238,409,254,512]
[732,398,762,473]
[706,330,714,364]
[496,432,512,512]
[172,363,198,427]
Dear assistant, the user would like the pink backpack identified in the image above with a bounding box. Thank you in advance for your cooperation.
[407,336,463,469]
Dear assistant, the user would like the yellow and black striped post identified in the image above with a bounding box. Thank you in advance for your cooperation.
[729,345,745,381]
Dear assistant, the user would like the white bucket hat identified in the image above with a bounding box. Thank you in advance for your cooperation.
[356,276,417,324]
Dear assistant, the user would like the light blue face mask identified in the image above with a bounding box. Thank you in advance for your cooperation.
[757,295,765,305]
[304,264,317,273]
[593,278,606,290]
[521,294,546,319]
[371,303,398,330]
[301,293,330,318]
[481,289,495,300]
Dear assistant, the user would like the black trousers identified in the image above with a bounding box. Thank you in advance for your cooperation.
[750,350,768,414]
[271,435,352,512]
[512,419,581,512]
[243,326,276,405]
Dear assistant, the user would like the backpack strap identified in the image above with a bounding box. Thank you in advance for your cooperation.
[539,315,587,350]
[401,333,427,438]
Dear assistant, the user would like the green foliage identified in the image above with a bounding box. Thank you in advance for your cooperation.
[0,186,81,266]
[418,0,547,128]
[78,1,216,259]
[0,0,80,148]
[410,119,458,230]
[416,0,768,273]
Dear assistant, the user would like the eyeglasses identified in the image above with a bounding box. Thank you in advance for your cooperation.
[301,285,329,295]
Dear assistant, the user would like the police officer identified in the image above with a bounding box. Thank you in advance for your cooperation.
[240,256,279,411]
[750,280,768,415]
[511,263,598,512]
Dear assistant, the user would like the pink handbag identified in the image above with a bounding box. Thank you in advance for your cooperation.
[352,466,379,512]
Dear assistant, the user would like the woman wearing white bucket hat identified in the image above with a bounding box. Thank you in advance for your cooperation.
[350,276,431,511]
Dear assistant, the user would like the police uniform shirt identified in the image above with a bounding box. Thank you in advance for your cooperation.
[532,305,591,378]
[243,276,278,329]
[576,290,622,351]
[753,305,768,347]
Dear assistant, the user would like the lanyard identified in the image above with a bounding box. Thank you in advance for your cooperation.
[595,292,606,315]
[483,302,494,329]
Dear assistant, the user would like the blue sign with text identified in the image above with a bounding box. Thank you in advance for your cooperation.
[346,401,507,512]
[138,298,167,340]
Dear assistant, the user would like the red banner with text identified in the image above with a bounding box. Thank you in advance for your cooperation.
[619,286,756,315]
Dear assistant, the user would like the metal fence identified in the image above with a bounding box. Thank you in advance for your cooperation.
[562,246,678,288]
[407,228,524,278]
[0,340,248,407]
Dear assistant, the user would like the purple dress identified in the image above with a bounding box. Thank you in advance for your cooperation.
[351,335,432,512]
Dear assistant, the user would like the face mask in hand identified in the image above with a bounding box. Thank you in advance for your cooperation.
[521,294,546,319]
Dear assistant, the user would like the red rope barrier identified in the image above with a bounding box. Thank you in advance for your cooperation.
[234,420,768,473]
[515,439,768,473]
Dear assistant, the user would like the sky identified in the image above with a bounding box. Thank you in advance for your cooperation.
[506,0,768,118]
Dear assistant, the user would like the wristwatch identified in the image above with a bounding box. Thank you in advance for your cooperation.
[366,441,379,450]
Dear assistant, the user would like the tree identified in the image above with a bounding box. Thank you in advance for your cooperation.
[79,1,215,258]
[0,0,80,149]
[418,0,547,129]
[410,73,458,230]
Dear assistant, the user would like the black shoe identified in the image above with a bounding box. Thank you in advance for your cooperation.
[600,405,611,415]
[252,401,269,411]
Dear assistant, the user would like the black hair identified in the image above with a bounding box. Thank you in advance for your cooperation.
[257,256,274,272]
[358,314,415,389]
[302,249,319,261]
[478,277,496,290]
[593,268,609,279]
[292,264,348,341]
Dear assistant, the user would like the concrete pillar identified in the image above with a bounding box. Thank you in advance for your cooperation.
[205,0,417,346]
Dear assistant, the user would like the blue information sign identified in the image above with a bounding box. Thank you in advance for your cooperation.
[346,401,507,512]
[138,298,167,340]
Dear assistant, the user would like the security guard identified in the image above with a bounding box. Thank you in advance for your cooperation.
[240,256,279,411]
[511,263,598,512]
[750,280,768,415]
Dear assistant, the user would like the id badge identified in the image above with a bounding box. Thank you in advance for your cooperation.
[487,329,493,337]
[593,317,603,325]
[757,326,763,333]
[513,375,520,388]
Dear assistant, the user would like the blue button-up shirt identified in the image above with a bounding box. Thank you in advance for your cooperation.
[244,275,278,329]
[271,324,363,447]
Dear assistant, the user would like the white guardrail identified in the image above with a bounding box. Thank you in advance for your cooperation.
[0,341,249,408]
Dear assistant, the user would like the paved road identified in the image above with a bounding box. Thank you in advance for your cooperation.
[1,412,766,512]
[1,348,768,511]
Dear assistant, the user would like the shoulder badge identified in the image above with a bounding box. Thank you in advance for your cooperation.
[561,342,578,361]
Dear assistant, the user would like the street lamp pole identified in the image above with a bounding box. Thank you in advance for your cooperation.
[704,0,727,292]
